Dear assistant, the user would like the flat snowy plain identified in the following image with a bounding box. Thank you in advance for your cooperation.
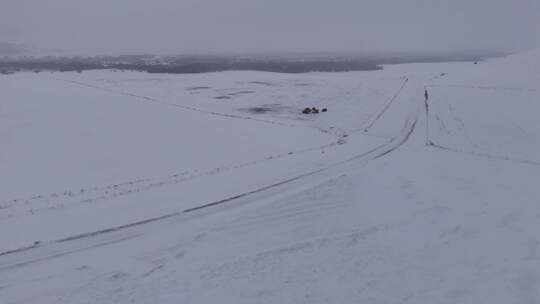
[1,50,539,303]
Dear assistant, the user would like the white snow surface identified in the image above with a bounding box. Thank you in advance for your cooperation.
[1,50,540,303]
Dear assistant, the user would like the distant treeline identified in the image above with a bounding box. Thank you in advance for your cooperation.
[0,52,498,75]
[0,55,381,74]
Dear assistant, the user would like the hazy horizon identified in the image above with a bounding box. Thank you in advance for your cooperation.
[1,0,539,55]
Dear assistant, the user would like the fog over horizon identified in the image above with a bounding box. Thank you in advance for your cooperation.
[1,0,539,55]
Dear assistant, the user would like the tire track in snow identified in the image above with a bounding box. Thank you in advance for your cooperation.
[429,84,537,92]
[346,76,409,135]
[425,85,485,149]
[0,235,141,270]
[429,143,540,167]
[0,139,342,220]
[360,77,409,132]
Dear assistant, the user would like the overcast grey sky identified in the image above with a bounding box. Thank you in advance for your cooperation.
[1,0,539,54]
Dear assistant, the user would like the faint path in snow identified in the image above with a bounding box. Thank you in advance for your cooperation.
[0,138,344,220]
[359,77,409,132]
[424,85,540,167]
[429,84,537,92]
[54,78,298,128]
[429,143,540,167]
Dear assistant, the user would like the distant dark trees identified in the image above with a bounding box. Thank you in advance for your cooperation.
[0,56,383,74]
[0,51,491,75]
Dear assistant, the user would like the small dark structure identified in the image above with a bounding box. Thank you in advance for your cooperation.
[302,106,327,115]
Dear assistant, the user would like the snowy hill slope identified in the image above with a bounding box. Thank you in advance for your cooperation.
[1,50,540,303]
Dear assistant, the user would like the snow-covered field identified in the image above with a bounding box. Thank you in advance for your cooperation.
[1,50,539,303]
